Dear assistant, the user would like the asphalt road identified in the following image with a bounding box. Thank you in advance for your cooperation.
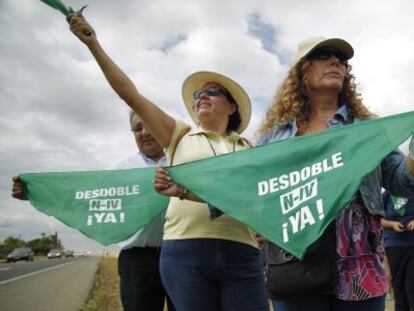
[0,256,100,311]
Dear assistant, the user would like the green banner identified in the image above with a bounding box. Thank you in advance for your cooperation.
[168,111,414,258]
[20,112,414,256]
[40,0,75,16]
[390,195,408,216]
[20,168,169,245]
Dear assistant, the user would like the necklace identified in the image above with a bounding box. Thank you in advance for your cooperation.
[203,134,236,157]
[202,134,236,220]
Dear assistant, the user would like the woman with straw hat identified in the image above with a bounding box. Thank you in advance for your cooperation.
[67,11,268,311]
[256,36,414,311]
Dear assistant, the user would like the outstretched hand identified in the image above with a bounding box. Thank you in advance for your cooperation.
[154,167,183,198]
[67,11,96,45]
[11,176,28,200]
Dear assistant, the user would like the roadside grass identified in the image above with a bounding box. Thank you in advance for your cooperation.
[80,256,122,311]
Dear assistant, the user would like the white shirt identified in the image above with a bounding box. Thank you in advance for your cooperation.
[108,152,167,250]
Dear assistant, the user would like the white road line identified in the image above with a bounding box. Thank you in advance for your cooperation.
[0,262,74,286]
[0,268,11,271]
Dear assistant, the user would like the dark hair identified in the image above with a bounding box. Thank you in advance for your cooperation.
[227,108,241,132]
[221,89,241,132]
[129,110,136,127]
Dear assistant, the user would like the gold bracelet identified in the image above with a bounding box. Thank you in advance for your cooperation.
[179,187,189,200]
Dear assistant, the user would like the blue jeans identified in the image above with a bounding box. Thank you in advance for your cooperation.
[272,294,386,311]
[386,247,414,311]
[160,239,269,311]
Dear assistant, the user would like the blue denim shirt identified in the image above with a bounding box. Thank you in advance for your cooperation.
[256,105,414,217]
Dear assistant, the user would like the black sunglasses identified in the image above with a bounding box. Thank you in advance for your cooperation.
[193,86,229,100]
[307,49,348,66]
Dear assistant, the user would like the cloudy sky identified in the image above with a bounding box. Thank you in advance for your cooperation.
[1,0,413,253]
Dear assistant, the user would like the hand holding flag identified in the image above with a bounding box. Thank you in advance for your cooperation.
[67,11,95,44]
[41,0,94,44]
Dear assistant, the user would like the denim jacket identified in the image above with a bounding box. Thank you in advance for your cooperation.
[256,105,414,217]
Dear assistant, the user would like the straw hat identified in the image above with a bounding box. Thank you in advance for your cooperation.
[182,71,251,134]
[292,36,354,64]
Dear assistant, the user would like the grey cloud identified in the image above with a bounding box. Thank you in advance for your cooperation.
[153,33,187,54]
[246,14,291,65]
[1,0,414,251]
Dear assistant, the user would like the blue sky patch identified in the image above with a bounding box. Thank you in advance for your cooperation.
[247,14,290,64]
[154,34,187,54]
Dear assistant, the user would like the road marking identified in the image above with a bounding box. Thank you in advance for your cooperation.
[0,262,74,286]
[0,268,11,271]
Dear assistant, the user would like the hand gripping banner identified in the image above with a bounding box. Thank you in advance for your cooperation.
[20,168,169,245]
[20,112,414,255]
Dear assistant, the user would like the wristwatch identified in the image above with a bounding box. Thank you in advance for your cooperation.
[179,187,189,200]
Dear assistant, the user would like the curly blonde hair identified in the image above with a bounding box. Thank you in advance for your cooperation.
[256,60,375,136]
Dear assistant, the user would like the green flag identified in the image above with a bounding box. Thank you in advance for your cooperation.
[20,167,169,245]
[40,0,75,16]
[20,112,414,254]
[168,111,414,258]
[390,195,408,216]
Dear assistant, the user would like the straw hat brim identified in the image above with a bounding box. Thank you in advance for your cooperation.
[181,71,251,134]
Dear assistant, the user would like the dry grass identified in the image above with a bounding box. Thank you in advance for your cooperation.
[79,256,170,311]
[80,256,122,311]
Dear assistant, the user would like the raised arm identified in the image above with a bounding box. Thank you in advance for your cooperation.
[67,12,175,147]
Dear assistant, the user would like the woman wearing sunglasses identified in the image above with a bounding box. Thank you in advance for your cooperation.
[256,36,414,310]
[67,12,268,311]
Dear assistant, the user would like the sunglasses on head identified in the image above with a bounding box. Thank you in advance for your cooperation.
[307,49,348,66]
[193,86,229,101]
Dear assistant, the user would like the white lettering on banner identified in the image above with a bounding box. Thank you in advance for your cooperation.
[394,197,408,210]
[316,199,324,220]
[79,186,132,225]
[103,213,117,223]
[282,223,289,242]
[94,212,105,223]
[300,206,316,229]
[86,212,125,226]
[257,152,344,196]
[288,211,300,234]
[280,179,318,214]
[75,185,140,200]
[282,199,324,243]
[287,206,316,233]
[89,199,122,211]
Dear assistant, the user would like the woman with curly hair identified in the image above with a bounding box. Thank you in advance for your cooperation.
[257,37,414,311]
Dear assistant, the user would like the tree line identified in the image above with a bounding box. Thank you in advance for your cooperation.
[0,232,63,259]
